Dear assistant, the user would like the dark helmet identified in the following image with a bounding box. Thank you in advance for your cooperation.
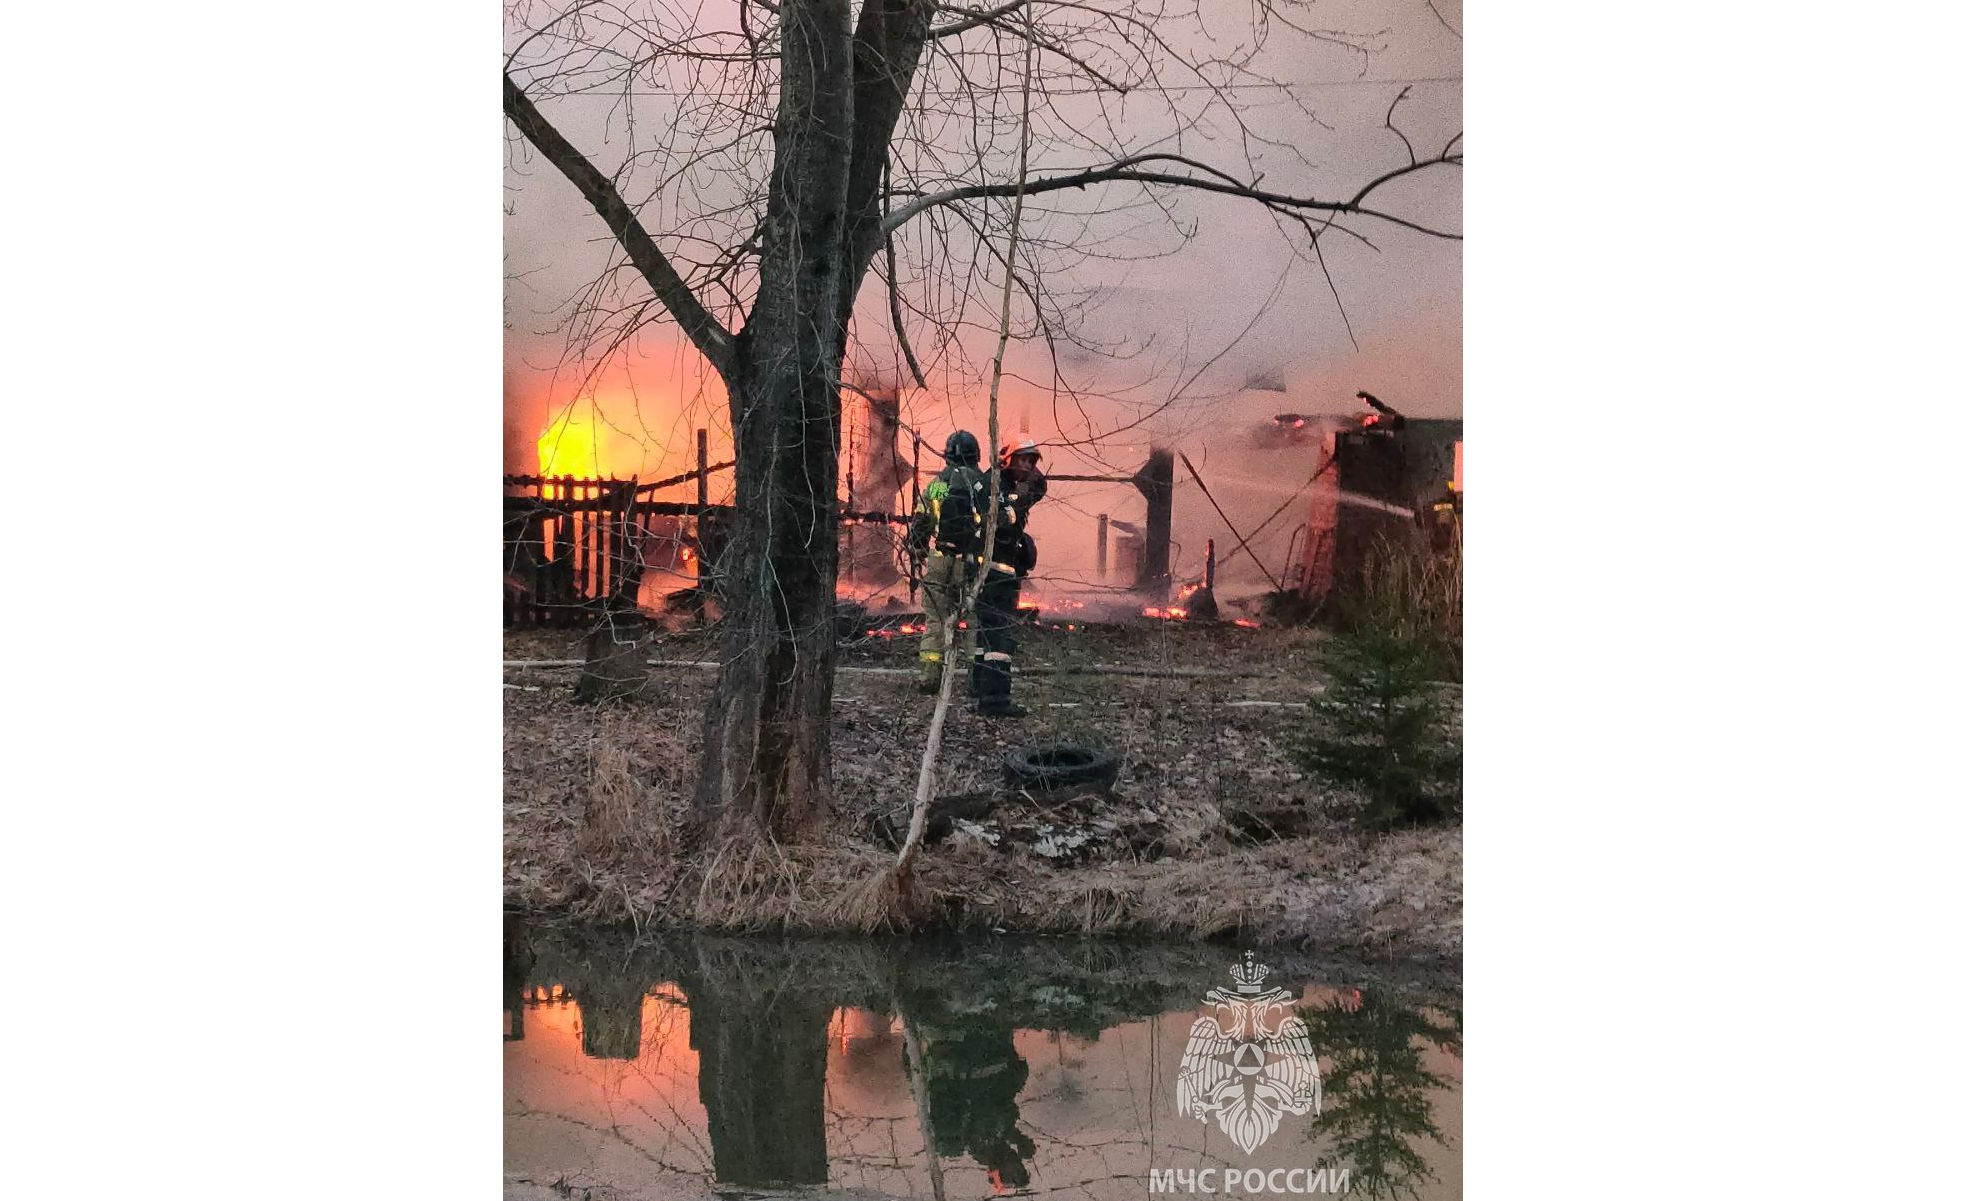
[942,429,981,465]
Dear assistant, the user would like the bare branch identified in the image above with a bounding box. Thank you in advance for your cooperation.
[1424,0,1463,40]
[1385,84,1418,166]
[883,174,933,391]
[883,150,1463,239]
[504,71,736,375]
[930,0,1033,38]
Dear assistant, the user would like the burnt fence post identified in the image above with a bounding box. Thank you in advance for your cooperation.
[1131,447,1174,601]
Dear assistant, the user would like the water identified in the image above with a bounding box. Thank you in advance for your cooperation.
[505,927,1461,1200]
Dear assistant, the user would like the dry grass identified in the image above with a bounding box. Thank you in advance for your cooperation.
[504,619,1462,963]
[1355,532,1462,661]
[559,829,1463,961]
[572,711,680,863]
[685,837,969,935]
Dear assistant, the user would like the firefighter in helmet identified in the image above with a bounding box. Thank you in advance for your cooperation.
[972,436,1048,718]
[907,430,988,694]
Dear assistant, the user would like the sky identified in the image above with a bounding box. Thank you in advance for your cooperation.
[503,0,1462,591]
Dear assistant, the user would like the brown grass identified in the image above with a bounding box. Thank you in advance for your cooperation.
[505,619,1461,963]
[571,711,681,864]
[558,830,1464,962]
[1362,536,1459,635]
[1354,530,1463,674]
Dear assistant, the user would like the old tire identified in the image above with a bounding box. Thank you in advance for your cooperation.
[1003,743,1119,796]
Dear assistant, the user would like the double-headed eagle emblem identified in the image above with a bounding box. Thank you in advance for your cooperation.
[1175,951,1322,1153]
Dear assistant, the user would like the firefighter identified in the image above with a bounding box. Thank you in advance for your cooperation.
[973,437,1048,718]
[907,430,988,694]
[1428,479,1461,555]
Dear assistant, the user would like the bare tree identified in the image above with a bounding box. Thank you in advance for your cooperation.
[503,0,1461,840]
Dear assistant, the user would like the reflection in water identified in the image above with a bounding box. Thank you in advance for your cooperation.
[920,1019,1035,1190]
[682,947,831,1185]
[1301,993,1462,1200]
[504,927,1460,1200]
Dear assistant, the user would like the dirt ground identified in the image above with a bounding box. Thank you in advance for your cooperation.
[503,613,1461,965]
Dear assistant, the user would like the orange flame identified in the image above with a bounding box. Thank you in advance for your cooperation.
[538,408,605,492]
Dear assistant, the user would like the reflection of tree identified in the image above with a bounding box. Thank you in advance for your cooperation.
[569,968,652,1060]
[682,945,832,1186]
[1300,994,1460,1200]
[917,1017,1036,1190]
[503,931,530,1043]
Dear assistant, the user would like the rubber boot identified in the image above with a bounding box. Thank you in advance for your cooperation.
[976,657,1027,718]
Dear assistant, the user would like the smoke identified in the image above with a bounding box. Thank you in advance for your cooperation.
[503,0,1461,605]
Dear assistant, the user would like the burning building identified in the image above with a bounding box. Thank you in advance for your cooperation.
[502,376,1458,630]
[1290,406,1462,611]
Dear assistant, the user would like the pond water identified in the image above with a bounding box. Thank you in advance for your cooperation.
[505,927,1460,1200]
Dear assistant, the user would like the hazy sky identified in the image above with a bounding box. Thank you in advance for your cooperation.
[504,0,1462,500]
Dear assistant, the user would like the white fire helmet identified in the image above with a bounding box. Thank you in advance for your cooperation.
[1000,435,1043,466]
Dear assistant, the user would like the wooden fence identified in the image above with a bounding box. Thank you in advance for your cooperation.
[503,476,690,626]
[503,471,912,627]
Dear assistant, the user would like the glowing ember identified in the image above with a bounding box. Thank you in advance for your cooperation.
[1233,618,1260,629]
[1029,596,1085,612]
[1142,605,1189,620]
[861,622,927,640]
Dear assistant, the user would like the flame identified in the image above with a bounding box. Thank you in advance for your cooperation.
[538,407,605,487]
[1233,618,1260,629]
[1143,605,1188,620]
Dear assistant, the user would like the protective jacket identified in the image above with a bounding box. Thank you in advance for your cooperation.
[984,466,1047,575]
[908,464,988,558]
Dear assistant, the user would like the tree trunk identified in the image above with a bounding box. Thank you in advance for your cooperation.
[693,0,857,838]
[693,355,845,836]
[574,613,653,702]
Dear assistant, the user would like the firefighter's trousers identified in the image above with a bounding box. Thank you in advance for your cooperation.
[973,566,1021,710]
[918,552,976,687]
